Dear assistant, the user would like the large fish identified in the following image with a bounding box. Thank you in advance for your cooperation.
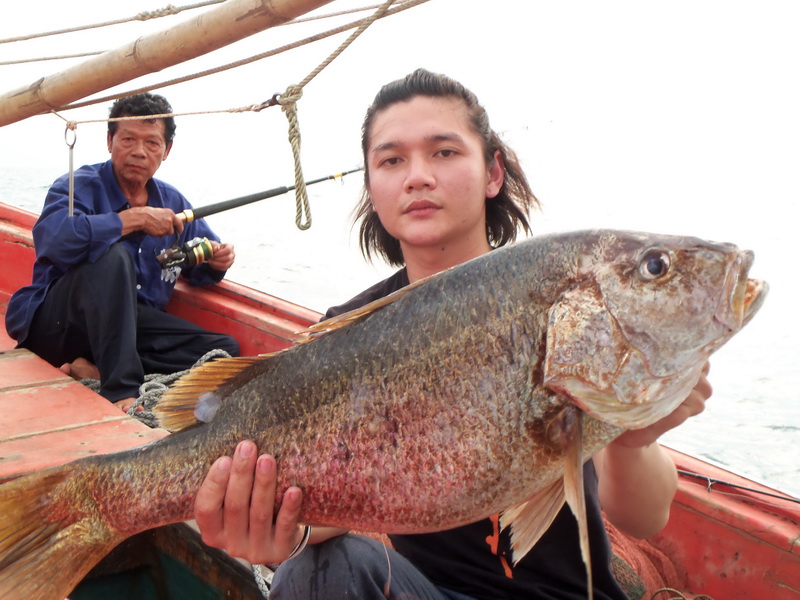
[0,230,766,600]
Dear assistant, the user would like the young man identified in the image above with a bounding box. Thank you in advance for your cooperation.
[194,70,711,599]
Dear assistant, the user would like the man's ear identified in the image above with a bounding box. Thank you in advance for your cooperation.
[486,149,505,198]
[107,131,113,153]
[163,141,173,161]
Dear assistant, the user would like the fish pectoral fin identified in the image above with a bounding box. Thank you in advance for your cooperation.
[155,356,267,432]
[563,417,594,600]
[300,271,446,339]
[500,479,566,564]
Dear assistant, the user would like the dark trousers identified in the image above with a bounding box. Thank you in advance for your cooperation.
[22,244,239,402]
[271,534,475,600]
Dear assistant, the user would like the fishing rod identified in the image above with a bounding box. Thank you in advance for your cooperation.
[174,166,363,224]
[677,469,800,505]
[156,166,363,270]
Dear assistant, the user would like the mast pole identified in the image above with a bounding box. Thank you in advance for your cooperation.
[0,0,335,127]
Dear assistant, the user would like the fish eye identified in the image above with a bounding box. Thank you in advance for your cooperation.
[638,250,671,280]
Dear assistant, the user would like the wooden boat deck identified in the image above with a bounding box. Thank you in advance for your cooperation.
[0,345,167,484]
[0,202,319,598]
[0,343,271,599]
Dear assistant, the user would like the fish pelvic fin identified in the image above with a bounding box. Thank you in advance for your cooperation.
[502,409,594,600]
[155,356,267,431]
[500,479,566,564]
[0,466,124,599]
[563,414,594,600]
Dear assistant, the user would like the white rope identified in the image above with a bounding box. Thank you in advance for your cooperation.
[0,0,224,45]
[252,564,274,598]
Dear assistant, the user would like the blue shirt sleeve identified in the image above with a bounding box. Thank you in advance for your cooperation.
[33,163,126,271]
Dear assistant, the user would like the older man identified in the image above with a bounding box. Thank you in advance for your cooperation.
[5,93,239,412]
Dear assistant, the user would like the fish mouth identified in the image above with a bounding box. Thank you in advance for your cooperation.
[717,250,768,332]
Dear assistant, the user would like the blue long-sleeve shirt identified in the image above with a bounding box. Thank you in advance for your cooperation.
[5,160,225,344]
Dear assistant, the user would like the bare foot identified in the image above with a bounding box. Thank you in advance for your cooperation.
[113,398,143,413]
[59,357,100,380]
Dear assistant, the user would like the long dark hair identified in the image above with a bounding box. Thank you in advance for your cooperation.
[355,68,538,266]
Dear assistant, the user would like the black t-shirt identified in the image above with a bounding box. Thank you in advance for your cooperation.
[325,268,628,600]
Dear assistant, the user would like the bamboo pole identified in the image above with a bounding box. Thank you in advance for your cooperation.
[0,0,336,127]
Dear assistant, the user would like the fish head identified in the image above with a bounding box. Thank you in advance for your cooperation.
[543,230,768,430]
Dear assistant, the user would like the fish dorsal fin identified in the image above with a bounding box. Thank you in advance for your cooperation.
[562,414,594,600]
[154,356,268,432]
[500,479,566,565]
[300,271,444,340]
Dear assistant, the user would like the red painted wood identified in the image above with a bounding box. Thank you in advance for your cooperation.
[655,448,800,599]
[0,204,36,302]
[0,348,166,482]
[0,376,125,439]
[0,327,15,352]
[0,419,165,482]
[0,348,66,387]
[167,279,321,356]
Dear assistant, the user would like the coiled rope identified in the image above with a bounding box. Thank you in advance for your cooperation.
[76,348,231,428]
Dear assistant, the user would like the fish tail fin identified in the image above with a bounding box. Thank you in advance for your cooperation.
[0,465,125,599]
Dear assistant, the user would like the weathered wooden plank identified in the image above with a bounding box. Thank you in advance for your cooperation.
[0,349,165,482]
[0,348,67,387]
[0,379,128,441]
[0,418,165,482]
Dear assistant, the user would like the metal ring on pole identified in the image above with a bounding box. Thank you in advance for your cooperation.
[65,123,77,216]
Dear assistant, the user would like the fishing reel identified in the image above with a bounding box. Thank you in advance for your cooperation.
[155,237,214,270]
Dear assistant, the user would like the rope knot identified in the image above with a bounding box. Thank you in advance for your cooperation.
[278,85,304,109]
[274,83,311,230]
[137,5,180,21]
